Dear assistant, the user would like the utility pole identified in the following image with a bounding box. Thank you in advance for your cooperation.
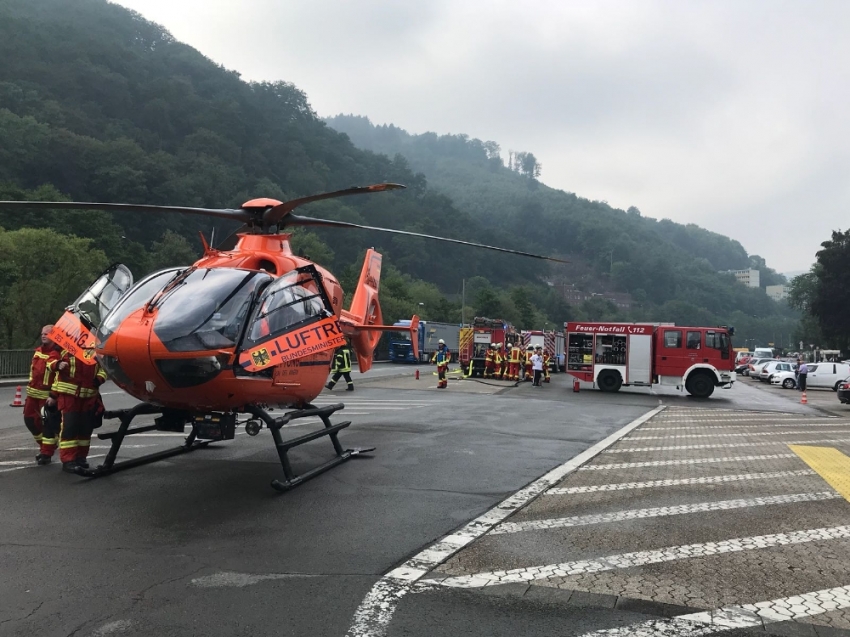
[461,278,465,326]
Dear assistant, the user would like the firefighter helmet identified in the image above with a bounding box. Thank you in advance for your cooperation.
[527,345,533,350]
[438,339,445,344]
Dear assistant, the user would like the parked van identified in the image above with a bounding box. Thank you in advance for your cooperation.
[807,363,850,391]
[753,347,775,359]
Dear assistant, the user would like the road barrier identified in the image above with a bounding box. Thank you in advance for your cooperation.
[0,350,32,378]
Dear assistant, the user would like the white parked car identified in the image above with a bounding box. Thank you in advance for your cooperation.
[760,361,795,382]
[771,370,798,389]
[747,358,774,379]
[807,363,850,391]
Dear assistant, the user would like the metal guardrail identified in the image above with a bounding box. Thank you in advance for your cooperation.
[0,350,31,378]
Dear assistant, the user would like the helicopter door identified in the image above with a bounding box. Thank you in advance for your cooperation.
[238,265,345,373]
[48,264,135,365]
[72,264,135,330]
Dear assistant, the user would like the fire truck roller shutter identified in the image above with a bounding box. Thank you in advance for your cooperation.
[627,334,652,384]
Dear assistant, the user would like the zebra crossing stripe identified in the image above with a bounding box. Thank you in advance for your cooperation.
[640,421,846,431]
[627,429,850,441]
[605,438,850,454]
[546,469,816,494]
[425,525,850,589]
[489,492,840,535]
[580,453,798,470]
[578,584,850,636]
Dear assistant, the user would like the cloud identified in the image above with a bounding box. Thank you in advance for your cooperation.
[112,0,850,271]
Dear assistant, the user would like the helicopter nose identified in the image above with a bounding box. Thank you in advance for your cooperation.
[98,311,162,398]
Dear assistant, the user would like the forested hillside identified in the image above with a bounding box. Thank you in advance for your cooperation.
[326,115,801,347]
[0,0,798,349]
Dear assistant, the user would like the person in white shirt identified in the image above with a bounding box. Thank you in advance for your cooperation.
[531,346,544,387]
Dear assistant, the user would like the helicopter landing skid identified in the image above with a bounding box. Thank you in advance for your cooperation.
[76,403,220,478]
[243,403,374,492]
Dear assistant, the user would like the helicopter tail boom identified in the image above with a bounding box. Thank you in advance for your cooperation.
[339,249,420,370]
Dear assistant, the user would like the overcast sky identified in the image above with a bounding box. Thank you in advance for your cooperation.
[112,0,850,274]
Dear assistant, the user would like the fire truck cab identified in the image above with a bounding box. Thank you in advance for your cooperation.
[565,322,736,398]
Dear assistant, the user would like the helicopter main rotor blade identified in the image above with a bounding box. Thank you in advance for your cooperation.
[0,201,255,224]
[285,215,569,264]
[263,183,406,228]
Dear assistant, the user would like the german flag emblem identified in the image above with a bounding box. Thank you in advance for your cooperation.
[251,348,271,368]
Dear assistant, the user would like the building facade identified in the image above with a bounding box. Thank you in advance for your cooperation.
[729,268,760,288]
[766,284,789,301]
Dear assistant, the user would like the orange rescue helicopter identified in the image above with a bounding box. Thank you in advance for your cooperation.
[0,185,565,490]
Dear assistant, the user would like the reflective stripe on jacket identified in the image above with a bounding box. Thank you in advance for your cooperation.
[432,347,451,366]
[332,349,352,373]
[51,350,106,397]
[27,346,58,399]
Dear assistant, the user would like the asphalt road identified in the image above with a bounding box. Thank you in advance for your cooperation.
[0,374,838,637]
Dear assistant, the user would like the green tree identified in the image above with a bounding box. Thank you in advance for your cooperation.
[147,230,199,272]
[0,227,108,347]
[808,230,850,349]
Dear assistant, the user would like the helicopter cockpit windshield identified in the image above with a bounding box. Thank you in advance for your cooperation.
[153,269,273,352]
[242,265,334,348]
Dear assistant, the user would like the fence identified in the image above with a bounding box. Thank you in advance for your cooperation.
[0,350,31,378]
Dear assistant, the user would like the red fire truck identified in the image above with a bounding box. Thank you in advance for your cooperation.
[459,317,520,378]
[565,322,736,398]
[521,330,565,373]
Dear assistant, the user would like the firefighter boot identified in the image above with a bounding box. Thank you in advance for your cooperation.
[35,454,52,466]
[62,462,78,474]
[325,382,335,390]
[346,385,354,392]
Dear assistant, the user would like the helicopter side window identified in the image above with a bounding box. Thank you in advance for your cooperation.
[153,269,273,352]
[244,269,333,345]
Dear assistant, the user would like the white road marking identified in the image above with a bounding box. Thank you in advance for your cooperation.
[0,460,32,466]
[580,453,798,470]
[343,405,668,637]
[641,421,848,431]
[91,619,134,636]
[0,454,105,473]
[490,492,840,535]
[547,469,816,494]
[425,524,850,588]
[579,583,850,636]
[628,429,850,440]
[605,438,850,454]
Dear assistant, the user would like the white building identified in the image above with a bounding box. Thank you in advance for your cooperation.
[766,284,789,301]
[729,268,760,288]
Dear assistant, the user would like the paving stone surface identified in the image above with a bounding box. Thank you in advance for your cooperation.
[428,405,850,632]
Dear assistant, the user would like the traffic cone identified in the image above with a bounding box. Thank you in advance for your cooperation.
[9,386,23,407]
[415,369,420,380]
[801,391,808,405]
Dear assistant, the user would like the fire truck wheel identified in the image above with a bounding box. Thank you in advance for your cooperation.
[686,372,715,398]
[597,370,622,393]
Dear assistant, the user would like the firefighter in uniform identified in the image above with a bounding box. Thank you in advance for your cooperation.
[494,344,504,379]
[432,339,450,388]
[53,349,108,472]
[23,325,60,465]
[524,345,534,381]
[543,349,552,383]
[484,343,496,378]
[326,345,354,391]
[509,341,522,381]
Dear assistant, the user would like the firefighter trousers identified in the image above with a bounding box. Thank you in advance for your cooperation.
[508,363,520,381]
[23,397,45,448]
[57,395,99,464]
[328,371,353,389]
[437,364,448,388]
[484,363,495,378]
